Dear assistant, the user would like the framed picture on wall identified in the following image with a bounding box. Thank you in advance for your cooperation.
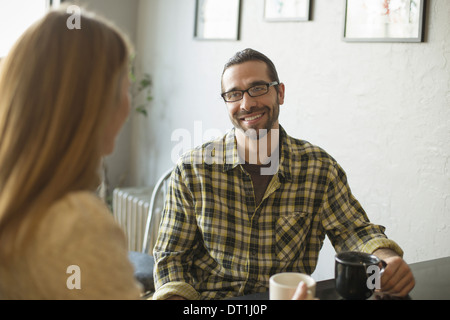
[194,0,241,40]
[343,0,426,42]
[264,0,311,22]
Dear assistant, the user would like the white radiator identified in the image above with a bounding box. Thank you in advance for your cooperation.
[112,187,154,253]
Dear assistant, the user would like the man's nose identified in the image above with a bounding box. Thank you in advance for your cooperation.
[240,92,256,111]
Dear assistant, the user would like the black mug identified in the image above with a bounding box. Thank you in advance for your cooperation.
[335,251,387,300]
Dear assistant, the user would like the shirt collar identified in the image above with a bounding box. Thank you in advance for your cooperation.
[222,126,293,182]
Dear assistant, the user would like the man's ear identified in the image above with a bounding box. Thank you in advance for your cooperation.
[277,82,285,105]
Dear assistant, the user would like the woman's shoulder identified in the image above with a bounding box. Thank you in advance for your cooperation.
[50,191,110,215]
[40,191,124,247]
[47,191,114,224]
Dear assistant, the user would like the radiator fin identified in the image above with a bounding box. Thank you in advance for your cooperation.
[112,187,153,252]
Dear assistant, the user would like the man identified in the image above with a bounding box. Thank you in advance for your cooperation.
[153,48,415,300]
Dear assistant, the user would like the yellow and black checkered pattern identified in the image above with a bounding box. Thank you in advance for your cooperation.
[153,126,403,300]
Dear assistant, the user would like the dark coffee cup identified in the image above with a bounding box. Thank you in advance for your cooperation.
[335,251,387,300]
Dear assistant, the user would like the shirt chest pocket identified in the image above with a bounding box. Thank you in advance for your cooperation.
[275,212,312,261]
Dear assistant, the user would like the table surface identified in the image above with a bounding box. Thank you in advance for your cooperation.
[230,256,450,300]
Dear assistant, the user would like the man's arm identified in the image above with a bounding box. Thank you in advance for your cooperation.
[152,165,201,300]
[320,162,414,296]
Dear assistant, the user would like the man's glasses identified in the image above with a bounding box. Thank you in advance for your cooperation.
[221,81,279,102]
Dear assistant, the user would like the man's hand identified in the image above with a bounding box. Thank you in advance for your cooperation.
[373,249,415,297]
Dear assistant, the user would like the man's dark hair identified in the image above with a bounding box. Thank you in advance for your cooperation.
[221,48,280,89]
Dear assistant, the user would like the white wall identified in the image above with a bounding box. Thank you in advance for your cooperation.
[130,0,450,280]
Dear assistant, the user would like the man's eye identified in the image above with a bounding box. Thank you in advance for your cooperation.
[251,85,266,93]
[228,92,241,98]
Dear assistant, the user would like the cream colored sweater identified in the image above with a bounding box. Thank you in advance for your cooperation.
[0,192,142,299]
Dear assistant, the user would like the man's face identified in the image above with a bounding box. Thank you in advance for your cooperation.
[221,60,285,138]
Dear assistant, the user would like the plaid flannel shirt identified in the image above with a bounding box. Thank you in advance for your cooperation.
[153,126,403,300]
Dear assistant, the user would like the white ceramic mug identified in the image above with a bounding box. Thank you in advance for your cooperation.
[269,272,316,300]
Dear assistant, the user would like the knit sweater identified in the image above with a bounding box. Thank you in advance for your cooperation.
[0,191,142,299]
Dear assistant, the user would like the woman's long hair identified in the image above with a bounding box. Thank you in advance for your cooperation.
[0,7,131,253]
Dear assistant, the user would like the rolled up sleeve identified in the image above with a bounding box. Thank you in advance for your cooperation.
[152,281,200,300]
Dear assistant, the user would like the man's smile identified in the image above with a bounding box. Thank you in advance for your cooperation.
[240,112,265,123]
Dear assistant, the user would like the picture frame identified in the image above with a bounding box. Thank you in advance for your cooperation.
[264,0,311,22]
[194,0,241,41]
[343,0,426,42]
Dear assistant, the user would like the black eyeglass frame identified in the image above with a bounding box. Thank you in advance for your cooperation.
[221,81,279,102]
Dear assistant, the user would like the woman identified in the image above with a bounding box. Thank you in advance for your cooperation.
[0,7,142,299]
